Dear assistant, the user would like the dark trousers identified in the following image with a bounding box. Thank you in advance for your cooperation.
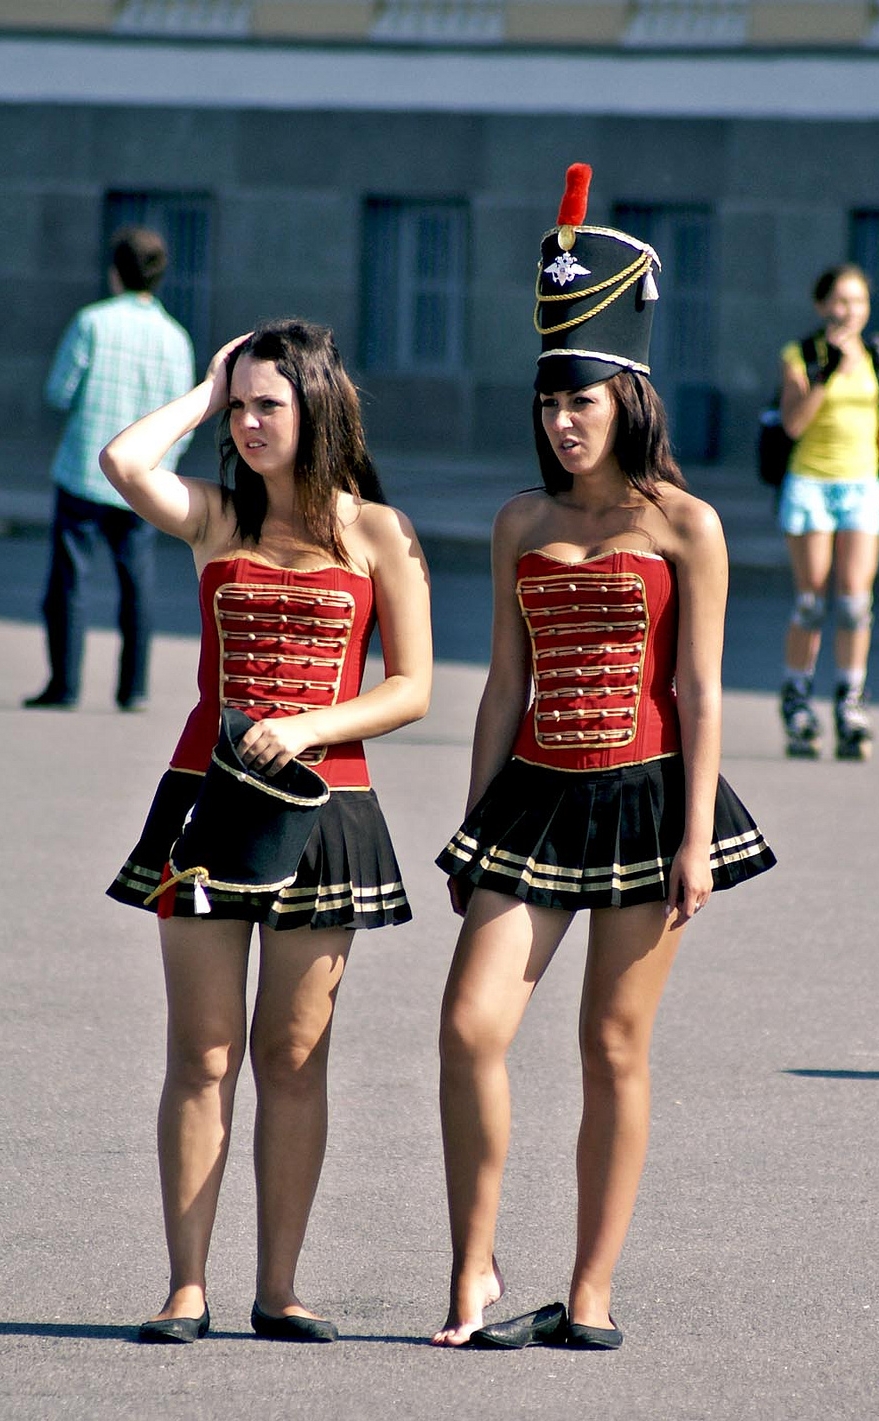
[40,487,156,705]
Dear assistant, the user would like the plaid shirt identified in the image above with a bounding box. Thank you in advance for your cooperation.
[45,291,196,510]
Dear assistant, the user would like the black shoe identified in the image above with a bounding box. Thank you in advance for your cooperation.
[469,1302,567,1349]
[138,1305,210,1344]
[117,697,149,713]
[250,1302,338,1343]
[567,1317,623,1350]
[22,688,77,709]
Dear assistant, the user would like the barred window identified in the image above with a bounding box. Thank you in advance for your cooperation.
[850,211,879,297]
[623,1,747,47]
[103,191,213,362]
[361,199,469,374]
[614,202,719,460]
[114,1,252,36]
[371,1,503,42]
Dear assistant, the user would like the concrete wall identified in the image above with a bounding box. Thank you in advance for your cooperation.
[2,101,877,470]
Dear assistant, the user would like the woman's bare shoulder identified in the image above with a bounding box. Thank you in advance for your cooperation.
[347,495,420,542]
[493,489,547,535]
[647,485,726,568]
[657,484,724,539]
[339,495,427,574]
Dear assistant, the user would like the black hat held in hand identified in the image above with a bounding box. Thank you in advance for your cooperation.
[535,163,661,394]
[145,707,329,916]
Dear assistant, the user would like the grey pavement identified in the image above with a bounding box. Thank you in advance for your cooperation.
[2,524,878,1419]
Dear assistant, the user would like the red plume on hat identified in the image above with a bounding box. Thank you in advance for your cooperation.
[556,163,592,228]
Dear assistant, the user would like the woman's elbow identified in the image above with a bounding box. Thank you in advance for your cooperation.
[395,673,431,725]
[98,443,126,488]
[407,680,432,723]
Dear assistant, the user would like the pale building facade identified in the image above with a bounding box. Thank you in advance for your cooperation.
[1,1,878,467]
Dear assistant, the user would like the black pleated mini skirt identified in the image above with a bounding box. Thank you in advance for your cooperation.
[436,754,776,912]
[108,769,412,931]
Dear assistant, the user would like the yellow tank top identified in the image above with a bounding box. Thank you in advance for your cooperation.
[782,340,879,482]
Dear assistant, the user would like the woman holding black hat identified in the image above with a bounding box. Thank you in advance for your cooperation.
[101,319,431,1343]
[431,166,775,1350]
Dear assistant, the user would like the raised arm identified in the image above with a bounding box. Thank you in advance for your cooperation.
[98,335,248,548]
[779,336,850,441]
[665,494,728,926]
[779,354,828,442]
[236,502,432,771]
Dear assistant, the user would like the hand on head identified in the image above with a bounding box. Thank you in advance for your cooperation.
[204,333,253,409]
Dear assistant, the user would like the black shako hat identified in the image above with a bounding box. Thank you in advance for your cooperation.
[534,163,661,394]
[146,707,329,915]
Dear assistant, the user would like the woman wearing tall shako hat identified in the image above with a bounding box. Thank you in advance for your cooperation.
[432,166,776,1349]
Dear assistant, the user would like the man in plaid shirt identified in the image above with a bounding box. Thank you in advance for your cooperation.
[25,227,195,710]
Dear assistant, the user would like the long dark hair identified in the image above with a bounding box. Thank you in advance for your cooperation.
[218,318,386,563]
[532,370,686,502]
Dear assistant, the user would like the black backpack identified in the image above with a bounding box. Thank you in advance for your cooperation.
[758,333,879,488]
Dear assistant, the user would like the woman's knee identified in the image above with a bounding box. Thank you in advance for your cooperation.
[439,995,509,1073]
[790,589,825,631]
[581,1014,649,1088]
[250,1032,329,1095]
[165,1033,245,1092]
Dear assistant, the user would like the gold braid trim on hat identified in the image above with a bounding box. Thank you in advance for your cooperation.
[534,250,652,337]
[144,864,209,906]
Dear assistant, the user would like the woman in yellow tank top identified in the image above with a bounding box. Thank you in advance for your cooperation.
[777,265,879,760]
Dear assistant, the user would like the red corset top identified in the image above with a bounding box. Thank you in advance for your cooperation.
[511,549,681,772]
[170,556,375,789]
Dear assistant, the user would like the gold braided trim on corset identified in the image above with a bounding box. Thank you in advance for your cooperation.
[533,250,652,337]
[516,568,650,753]
[214,581,357,767]
[509,750,679,775]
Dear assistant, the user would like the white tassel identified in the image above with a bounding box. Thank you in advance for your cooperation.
[641,267,659,302]
[193,880,211,915]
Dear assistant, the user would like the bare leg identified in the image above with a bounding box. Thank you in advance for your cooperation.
[568,902,683,1329]
[784,531,833,673]
[432,889,572,1346]
[250,925,352,1319]
[150,917,252,1322]
[833,529,879,674]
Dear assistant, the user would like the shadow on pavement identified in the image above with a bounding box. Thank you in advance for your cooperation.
[0,1320,439,1346]
[783,1069,879,1081]
[0,1322,137,1340]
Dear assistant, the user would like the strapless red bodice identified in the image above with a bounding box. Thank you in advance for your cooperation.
[170,556,375,789]
[511,549,681,772]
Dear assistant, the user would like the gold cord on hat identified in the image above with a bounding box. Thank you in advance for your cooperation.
[144,864,210,907]
[534,249,654,337]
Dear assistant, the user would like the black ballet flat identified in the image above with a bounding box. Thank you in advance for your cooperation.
[469,1302,567,1349]
[137,1305,210,1344]
[566,1318,623,1350]
[250,1302,338,1343]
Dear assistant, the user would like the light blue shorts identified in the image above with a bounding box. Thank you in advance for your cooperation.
[778,474,879,536]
